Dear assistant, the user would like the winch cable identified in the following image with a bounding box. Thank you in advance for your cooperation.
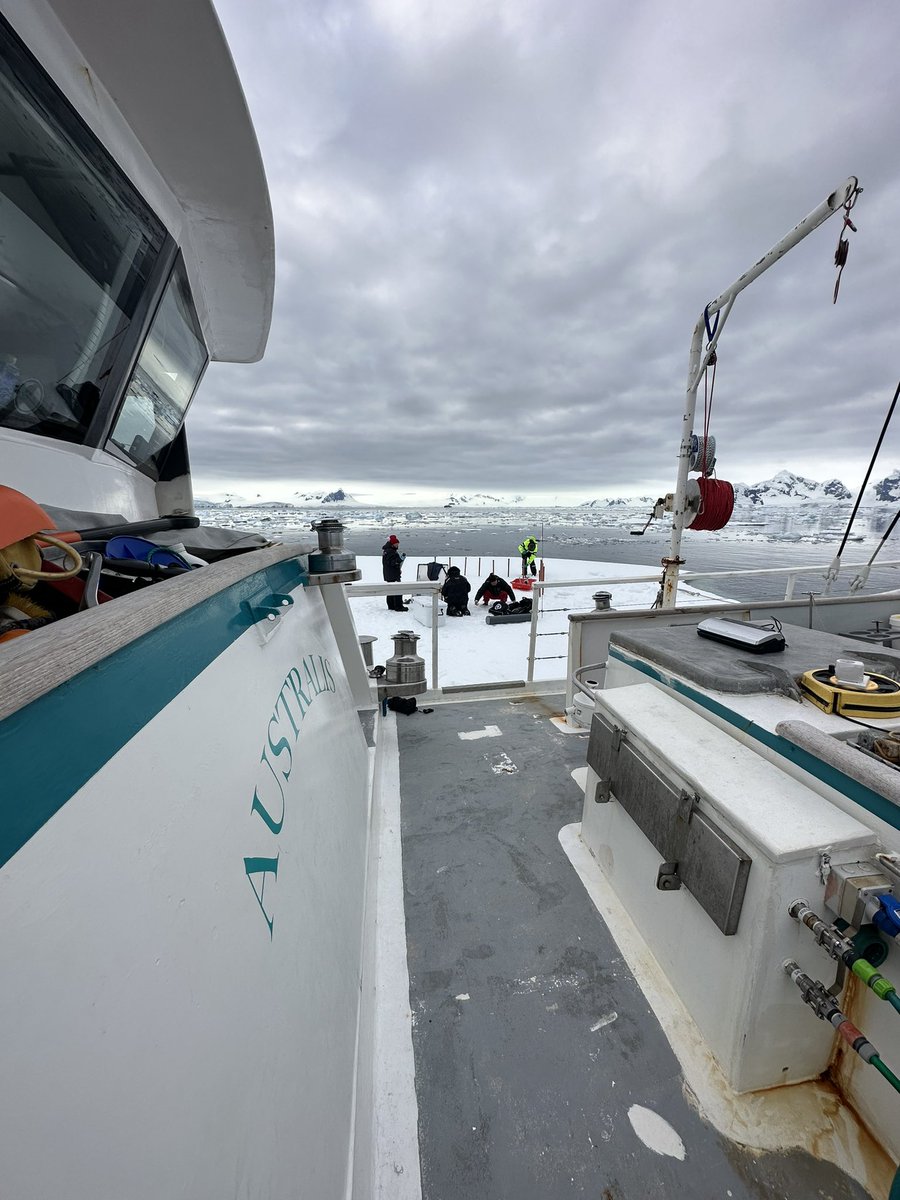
[682,323,736,533]
[700,326,717,481]
[833,181,862,304]
[788,899,900,1013]
[783,960,900,1094]
[690,479,735,532]
[825,378,900,592]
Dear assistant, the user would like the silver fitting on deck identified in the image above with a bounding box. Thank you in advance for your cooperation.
[307,518,361,582]
[380,629,427,698]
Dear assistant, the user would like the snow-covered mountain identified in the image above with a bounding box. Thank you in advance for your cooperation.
[580,472,865,509]
[581,495,656,508]
[196,470,900,511]
[195,492,249,507]
[732,471,853,506]
[292,488,361,505]
[873,470,900,503]
[442,493,527,507]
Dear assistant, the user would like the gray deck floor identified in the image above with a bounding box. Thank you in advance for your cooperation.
[397,693,872,1199]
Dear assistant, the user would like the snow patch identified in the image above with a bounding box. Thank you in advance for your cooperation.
[489,751,517,774]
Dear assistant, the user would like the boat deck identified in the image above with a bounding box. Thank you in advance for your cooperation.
[397,693,871,1199]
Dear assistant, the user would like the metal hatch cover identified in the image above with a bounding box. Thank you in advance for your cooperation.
[586,710,751,934]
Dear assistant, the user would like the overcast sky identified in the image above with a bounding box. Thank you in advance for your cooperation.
[191,0,900,504]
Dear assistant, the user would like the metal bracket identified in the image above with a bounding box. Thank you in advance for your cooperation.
[676,789,698,829]
[243,592,294,643]
[656,791,698,892]
[827,958,848,998]
[818,850,832,885]
[657,862,682,891]
[593,778,611,804]
[611,724,626,751]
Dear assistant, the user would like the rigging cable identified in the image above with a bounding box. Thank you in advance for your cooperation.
[850,503,900,592]
[825,378,900,590]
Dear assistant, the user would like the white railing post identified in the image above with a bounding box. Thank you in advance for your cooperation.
[431,586,439,689]
[317,581,373,708]
[526,581,541,682]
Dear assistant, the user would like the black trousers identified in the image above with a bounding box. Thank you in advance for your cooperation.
[521,557,536,576]
[386,593,404,610]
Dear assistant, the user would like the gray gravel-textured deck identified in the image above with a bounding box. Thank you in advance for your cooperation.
[397,692,873,1199]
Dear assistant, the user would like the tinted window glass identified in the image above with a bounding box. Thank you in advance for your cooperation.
[0,18,165,442]
[109,257,207,471]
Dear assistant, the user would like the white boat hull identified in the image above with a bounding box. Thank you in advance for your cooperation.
[0,575,372,1199]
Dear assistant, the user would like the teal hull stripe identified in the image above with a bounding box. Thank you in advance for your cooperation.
[0,558,306,869]
[608,644,900,831]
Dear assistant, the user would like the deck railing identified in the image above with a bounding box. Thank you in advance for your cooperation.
[343,559,900,695]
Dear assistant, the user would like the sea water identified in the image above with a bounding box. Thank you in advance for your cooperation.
[198,503,900,603]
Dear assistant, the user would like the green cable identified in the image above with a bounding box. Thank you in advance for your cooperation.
[871,1056,900,1095]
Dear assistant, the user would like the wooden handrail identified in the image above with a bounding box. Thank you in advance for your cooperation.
[0,543,313,721]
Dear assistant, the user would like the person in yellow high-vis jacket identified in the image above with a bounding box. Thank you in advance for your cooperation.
[517,535,539,577]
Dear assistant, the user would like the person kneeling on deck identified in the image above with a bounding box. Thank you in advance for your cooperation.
[517,535,539,577]
[441,565,471,616]
[474,572,515,607]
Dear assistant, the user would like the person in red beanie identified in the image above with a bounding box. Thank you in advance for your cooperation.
[382,535,406,610]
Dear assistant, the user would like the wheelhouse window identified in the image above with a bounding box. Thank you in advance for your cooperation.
[109,257,207,472]
[0,18,165,442]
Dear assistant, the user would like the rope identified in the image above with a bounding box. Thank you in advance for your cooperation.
[703,303,719,341]
[689,434,716,474]
[700,354,718,478]
[4,533,83,581]
[689,478,735,532]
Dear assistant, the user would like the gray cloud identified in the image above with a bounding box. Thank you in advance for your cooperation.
[193,0,900,499]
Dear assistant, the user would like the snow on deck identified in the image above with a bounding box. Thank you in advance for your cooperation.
[346,555,711,688]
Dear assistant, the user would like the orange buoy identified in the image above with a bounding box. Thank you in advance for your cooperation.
[0,485,55,547]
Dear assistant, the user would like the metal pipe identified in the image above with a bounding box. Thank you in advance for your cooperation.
[571,661,608,702]
[431,588,439,689]
[523,558,900,591]
[526,581,542,682]
[663,177,859,609]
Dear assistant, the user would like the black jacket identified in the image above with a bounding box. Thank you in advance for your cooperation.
[441,570,471,607]
[474,576,515,604]
[382,542,403,582]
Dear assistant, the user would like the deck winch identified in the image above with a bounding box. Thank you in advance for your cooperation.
[381,630,427,697]
[308,519,360,580]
